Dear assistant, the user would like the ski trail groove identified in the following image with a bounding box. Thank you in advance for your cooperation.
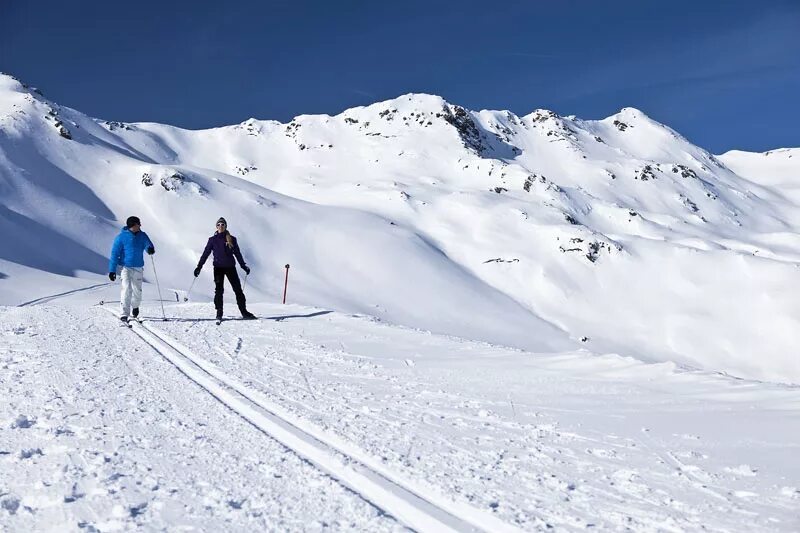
[104,309,519,533]
[18,282,112,307]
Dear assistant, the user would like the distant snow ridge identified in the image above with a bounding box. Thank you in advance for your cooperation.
[1,71,799,384]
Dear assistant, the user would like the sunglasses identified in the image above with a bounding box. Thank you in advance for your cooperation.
[216,222,226,227]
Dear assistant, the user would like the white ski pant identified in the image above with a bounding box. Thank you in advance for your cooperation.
[119,266,144,317]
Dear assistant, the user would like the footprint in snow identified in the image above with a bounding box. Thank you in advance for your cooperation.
[129,502,148,517]
[10,414,36,429]
[227,499,246,509]
[19,448,43,459]
[64,483,85,503]
[1,495,20,515]
[53,426,75,436]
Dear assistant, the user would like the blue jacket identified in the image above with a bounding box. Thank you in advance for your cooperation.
[197,231,247,269]
[109,227,154,272]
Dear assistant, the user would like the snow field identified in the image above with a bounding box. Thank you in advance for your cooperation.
[4,300,798,531]
[0,305,399,531]
[109,307,515,532]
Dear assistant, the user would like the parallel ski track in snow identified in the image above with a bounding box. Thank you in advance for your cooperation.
[103,308,519,533]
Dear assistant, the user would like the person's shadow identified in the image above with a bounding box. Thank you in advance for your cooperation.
[267,310,333,322]
[158,310,333,323]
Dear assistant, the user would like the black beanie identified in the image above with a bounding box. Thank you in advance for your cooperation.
[126,216,141,228]
[217,217,227,225]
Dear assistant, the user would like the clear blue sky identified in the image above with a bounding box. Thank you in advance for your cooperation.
[2,0,798,153]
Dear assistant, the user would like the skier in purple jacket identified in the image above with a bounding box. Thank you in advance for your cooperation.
[194,217,256,320]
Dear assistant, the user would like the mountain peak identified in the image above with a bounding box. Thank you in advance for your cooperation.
[526,109,560,121]
[609,107,652,123]
[344,93,449,118]
[0,72,27,94]
[0,72,48,100]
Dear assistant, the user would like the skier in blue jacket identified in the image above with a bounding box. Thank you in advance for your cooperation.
[194,217,255,321]
[108,216,155,323]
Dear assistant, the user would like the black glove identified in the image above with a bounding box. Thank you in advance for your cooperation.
[242,265,250,275]
[193,266,201,277]
[108,272,116,282]
[146,245,155,255]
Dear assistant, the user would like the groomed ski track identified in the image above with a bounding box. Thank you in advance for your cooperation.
[102,308,519,533]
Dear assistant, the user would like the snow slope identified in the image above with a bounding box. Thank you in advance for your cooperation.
[1,298,799,531]
[1,72,799,383]
[719,148,800,207]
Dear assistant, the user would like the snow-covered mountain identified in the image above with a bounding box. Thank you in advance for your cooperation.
[1,72,798,383]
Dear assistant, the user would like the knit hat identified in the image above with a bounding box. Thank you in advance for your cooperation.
[126,216,141,228]
[216,217,227,226]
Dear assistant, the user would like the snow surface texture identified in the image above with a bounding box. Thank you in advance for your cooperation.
[1,72,799,382]
[1,298,799,531]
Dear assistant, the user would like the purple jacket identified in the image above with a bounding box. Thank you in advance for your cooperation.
[197,232,247,269]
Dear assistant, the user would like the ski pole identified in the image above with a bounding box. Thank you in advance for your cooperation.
[184,277,197,302]
[150,255,167,320]
[283,264,290,304]
[242,272,249,291]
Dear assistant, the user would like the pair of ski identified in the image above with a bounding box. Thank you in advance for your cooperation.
[120,316,143,328]
[216,316,257,325]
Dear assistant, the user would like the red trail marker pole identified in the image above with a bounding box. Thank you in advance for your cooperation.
[283,264,290,304]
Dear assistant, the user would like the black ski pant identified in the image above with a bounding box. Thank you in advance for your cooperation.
[213,266,247,315]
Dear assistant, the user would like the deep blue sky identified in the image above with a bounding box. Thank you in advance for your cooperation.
[2,0,798,153]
